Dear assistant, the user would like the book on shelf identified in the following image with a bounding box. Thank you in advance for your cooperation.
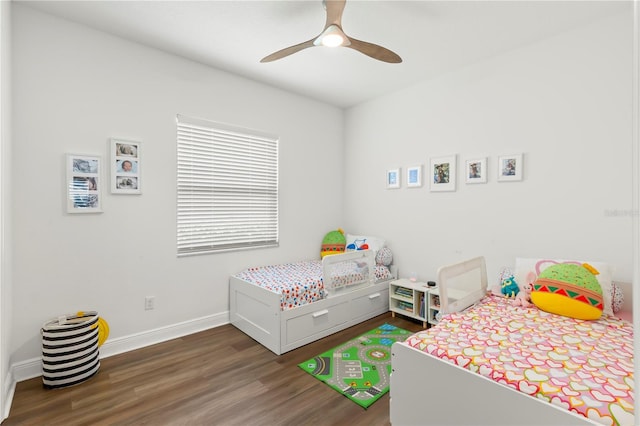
[394,287,412,297]
[396,301,413,312]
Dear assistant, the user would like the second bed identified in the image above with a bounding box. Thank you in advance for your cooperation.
[230,249,397,355]
[390,256,634,426]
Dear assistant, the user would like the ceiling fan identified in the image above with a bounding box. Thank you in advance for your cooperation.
[260,0,402,63]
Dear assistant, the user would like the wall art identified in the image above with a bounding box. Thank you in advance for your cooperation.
[407,165,422,188]
[465,157,487,184]
[111,138,141,194]
[497,153,523,182]
[66,154,102,213]
[386,168,400,189]
[430,155,456,192]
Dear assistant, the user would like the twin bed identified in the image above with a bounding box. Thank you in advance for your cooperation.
[229,249,396,355]
[390,256,634,426]
[229,250,634,425]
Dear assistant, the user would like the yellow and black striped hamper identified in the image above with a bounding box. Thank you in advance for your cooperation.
[41,311,108,389]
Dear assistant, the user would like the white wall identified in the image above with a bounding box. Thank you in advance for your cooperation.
[10,5,344,366]
[343,10,634,285]
[1,0,13,419]
[8,0,635,384]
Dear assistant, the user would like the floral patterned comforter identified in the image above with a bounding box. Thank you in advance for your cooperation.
[403,295,634,426]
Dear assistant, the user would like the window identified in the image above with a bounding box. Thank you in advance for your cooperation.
[176,114,279,255]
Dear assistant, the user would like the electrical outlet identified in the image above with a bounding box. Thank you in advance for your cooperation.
[144,296,155,310]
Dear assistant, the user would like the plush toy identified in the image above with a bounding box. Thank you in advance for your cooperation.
[491,267,519,297]
[531,262,603,320]
[500,276,520,298]
[375,247,393,266]
[512,282,533,308]
[611,282,624,314]
[320,228,346,258]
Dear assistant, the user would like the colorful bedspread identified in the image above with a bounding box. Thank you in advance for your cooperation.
[234,261,391,311]
[404,295,634,426]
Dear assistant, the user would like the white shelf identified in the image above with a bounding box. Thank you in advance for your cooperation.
[389,279,431,328]
[427,286,466,325]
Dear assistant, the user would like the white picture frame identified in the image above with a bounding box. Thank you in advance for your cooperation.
[66,154,103,213]
[497,153,523,182]
[387,168,400,189]
[465,157,487,184]
[111,138,141,194]
[407,165,422,188]
[430,155,457,192]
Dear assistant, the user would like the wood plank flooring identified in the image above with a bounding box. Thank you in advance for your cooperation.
[4,313,425,426]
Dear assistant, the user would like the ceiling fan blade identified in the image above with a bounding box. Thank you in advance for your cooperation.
[260,38,316,63]
[346,37,402,63]
[261,0,401,64]
[324,0,346,27]
[261,1,341,63]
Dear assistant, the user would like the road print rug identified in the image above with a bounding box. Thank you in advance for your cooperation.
[298,324,411,409]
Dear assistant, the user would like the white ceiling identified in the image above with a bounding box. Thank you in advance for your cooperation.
[19,0,628,108]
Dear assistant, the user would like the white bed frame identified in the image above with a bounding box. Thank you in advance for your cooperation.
[229,250,397,355]
[390,256,633,426]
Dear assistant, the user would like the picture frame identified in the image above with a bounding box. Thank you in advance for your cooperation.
[386,168,400,189]
[465,157,487,184]
[66,154,103,213]
[497,153,523,182]
[406,165,422,188]
[111,138,141,194]
[430,155,457,192]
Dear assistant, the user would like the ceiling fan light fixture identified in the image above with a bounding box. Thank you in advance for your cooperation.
[261,0,401,63]
[321,33,344,47]
[314,24,350,48]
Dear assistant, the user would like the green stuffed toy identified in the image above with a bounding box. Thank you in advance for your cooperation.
[531,262,603,320]
[500,275,520,298]
[321,228,346,258]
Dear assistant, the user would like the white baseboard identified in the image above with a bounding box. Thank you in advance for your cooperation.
[10,312,229,383]
[2,369,15,421]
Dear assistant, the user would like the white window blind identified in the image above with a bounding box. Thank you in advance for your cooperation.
[177,114,279,255]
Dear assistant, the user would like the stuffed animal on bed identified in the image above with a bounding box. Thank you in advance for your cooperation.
[491,268,520,298]
[512,282,533,308]
[320,228,346,258]
[531,262,603,320]
[500,276,520,298]
[375,247,393,266]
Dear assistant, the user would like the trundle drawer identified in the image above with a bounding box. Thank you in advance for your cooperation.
[285,300,350,344]
[352,288,389,319]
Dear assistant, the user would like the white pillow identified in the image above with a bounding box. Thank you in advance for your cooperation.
[345,234,386,257]
[514,258,614,317]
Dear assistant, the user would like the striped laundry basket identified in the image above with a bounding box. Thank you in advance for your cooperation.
[41,311,104,389]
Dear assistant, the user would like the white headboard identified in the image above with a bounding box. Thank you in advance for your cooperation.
[436,256,488,315]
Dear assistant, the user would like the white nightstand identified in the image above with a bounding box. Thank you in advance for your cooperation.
[426,286,470,325]
[389,279,431,328]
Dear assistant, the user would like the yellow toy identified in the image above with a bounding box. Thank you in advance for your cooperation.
[531,263,603,320]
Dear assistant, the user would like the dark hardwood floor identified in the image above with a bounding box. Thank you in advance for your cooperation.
[3,313,425,426]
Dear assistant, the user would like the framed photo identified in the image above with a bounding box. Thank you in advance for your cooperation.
[406,166,422,188]
[386,168,400,189]
[465,157,487,184]
[430,155,457,192]
[66,154,102,213]
[111,138,141,194]
[497,153,523,182]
